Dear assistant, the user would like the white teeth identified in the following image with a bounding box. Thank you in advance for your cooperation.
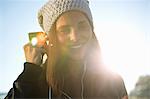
[71,44,82,49]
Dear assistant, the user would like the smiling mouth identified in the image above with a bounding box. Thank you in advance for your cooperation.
[70,44,82,49]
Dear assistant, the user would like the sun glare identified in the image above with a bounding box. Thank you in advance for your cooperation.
[31,37,38,46]
[95,20,145,93]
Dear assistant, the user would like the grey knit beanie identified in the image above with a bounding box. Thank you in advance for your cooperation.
[38,0,93,34]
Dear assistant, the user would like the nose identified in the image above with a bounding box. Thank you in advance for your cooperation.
[69,28,78,42]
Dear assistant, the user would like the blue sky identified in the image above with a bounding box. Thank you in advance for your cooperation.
[0,0,150,94]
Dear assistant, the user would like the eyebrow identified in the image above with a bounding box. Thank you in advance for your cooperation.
[78,20,88,25]
[56,25,70,31]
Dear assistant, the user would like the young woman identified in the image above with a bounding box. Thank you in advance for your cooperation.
[5,0,128,99]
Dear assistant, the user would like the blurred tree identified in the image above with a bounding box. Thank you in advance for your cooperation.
[129,75,150,99]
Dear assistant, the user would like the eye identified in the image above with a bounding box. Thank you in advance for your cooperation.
[77,21,92,42]
[57,26,71,35]
[78,21,90,31]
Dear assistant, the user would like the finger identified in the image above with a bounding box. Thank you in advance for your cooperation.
[23,43,31,50]
[24,43,34,53]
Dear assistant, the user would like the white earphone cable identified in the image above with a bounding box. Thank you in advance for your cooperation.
[81,60,87,99]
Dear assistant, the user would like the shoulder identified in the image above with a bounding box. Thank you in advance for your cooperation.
[99,68,128,97]
[104,68,128,97]
[100,67,125,88]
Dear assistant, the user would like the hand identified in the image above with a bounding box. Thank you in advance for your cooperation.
[23,43,46,66]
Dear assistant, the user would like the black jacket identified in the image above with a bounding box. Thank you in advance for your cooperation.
[5,62,127,99]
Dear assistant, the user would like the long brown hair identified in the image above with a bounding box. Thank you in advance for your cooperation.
[46,24,61,95]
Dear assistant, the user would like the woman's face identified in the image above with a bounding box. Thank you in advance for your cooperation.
[56,11,93,60]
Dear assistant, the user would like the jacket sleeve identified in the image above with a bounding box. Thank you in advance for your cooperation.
[5,62,43,99]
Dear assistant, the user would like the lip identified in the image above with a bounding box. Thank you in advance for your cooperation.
[70,44,82,49]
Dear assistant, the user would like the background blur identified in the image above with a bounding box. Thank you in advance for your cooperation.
[0,0,150,98]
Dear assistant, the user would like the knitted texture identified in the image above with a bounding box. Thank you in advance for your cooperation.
[38,0,93,34]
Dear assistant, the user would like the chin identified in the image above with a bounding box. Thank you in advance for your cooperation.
[68,52,85,61]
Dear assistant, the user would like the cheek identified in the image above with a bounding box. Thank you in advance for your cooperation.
[57,34,66,44]
[80,31,93,43]
[57,35,68,51]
